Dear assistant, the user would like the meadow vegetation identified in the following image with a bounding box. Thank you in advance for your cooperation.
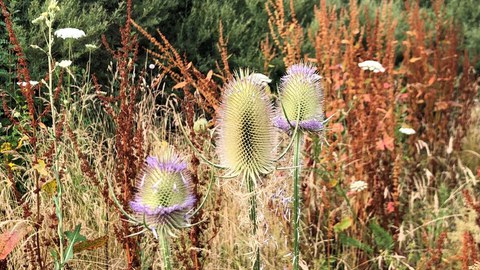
[0,0,479,269]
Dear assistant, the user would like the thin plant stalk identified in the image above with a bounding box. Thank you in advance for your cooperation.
[245,172,260,270]
[46,14,64,267]
[66,40,72,105]
[158,230,172,270]
[292,131,302,270]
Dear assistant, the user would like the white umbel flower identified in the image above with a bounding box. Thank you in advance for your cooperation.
[350,180,368,192]
[54,28,86,39]
[17,81,39,87]
[399,126,416,135]
[56,60,72,68]
[358,60,386,73]
[247,73,272,87]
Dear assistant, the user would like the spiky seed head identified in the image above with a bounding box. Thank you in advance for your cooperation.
[130,143,195,233]
[217,70,277,177]
[274,63,324,132]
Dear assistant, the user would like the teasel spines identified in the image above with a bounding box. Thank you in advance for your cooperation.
[274,63,324,131]
[129,144,196,233]
[217,71,277,177]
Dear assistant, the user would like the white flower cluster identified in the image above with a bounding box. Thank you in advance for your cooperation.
[247,73,272,87]
[349,180,368,192]
[399,126,416,135]
[17,81,39,87]
[54,28,86,39]
[56,60,72,68]
[358,60,386,73]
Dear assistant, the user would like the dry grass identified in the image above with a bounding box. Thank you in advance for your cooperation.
[1,0,479,269]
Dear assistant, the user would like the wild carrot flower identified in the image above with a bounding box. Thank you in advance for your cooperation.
[399,126,416,135]
[358,60,385,73]
[54,28,85,39]
[17,81,39,87]
[56,60,72,68]
[349,180,368,192]
[217,70,277,177]
[273,63,324,132]
[130,144,196,234]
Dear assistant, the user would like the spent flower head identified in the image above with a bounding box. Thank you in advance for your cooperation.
[217,70,277,177]
[54,28,86,39]
[85,44,98,50]
[130,143,196,234]
[273,63,324,132]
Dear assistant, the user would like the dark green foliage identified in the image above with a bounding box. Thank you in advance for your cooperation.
[339,232,374,254]
[369,221,394,252]
[446,0,480,70]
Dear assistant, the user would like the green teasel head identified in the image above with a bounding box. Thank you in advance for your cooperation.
[274,63,324,132]
[217,70,277,177]
[130,143,196,234]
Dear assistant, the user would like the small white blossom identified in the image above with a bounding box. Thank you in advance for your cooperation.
[56,60,72,68]
[54,28,86,39]
[149,63,155,70]
[358,60,386,73]
[350,180,368,192]
[247,73,272,87]
[17,81,39,87]
[399,126,416,135]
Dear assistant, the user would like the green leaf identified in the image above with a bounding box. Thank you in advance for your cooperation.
[339,233,374,254]
[333,217,353,233]
[63,224,86,262]
[369,221,394,251]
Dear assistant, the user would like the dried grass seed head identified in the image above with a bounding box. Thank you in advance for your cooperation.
[274,63,324,132]
[217,70,277,177]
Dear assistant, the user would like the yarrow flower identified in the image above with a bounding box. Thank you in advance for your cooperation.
[358,60,386,73]
[130,144,196,234]
[399,126,416,135]
[349,180,368,192]
[273,63,324,132]
[217,70,277,177]
[54,28,86,39]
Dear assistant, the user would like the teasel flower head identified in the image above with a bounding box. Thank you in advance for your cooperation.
[273,63,324,132]
[130,143,196,234]
[217,70,277,177]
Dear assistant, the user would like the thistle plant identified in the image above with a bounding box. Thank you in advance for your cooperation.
[124,143,196,270]
[216,70,277,269]
[174,70,277,269]
[274,63,324,270]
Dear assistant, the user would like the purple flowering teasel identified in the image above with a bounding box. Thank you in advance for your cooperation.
[273,63,324,132]
[130,144,196,233]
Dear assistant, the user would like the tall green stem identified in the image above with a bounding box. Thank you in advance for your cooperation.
[46,17,64,268]
[159,230,172,270]
[293,131,302,270]
[246,172,260,270]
